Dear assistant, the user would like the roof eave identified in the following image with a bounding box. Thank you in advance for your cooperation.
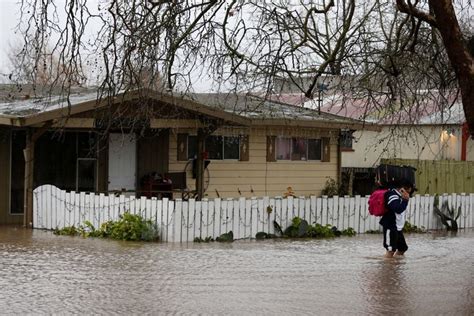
[251,118,380,131]
[0,115,23,126]
[13,88,252,127]
[144,89,252,126]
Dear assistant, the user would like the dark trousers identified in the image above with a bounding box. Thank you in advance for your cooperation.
[383,227,408,252]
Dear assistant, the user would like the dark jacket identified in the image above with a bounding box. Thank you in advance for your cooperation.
[379,189,408,230]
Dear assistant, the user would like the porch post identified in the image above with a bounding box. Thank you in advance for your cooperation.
[23,123,51,228]
[23,130,32,227]
[195,128,205,200]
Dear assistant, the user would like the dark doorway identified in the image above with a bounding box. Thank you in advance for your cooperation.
[34,131,98,192]
[10,131,25,214]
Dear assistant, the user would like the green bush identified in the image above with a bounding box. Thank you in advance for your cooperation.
[321,178,342,197]
[312,223,336,238]
[53,226,80,236]
[403,221,425,234]
[365,229,381,234]
[216,231,234,242]
[194,236,214,243]
[341,227,356,236]
[276,217,355,239]
[54,212,159,242]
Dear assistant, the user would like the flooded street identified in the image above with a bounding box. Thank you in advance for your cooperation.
[0,226,472,315]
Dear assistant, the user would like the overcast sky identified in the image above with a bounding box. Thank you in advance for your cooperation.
[0,0,23,77]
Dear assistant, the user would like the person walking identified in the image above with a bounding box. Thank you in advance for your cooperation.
[380,179,414,258]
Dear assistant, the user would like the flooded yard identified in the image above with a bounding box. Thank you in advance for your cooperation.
[0,226,472,315]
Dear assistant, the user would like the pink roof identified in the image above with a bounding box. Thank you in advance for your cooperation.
[274,90,465,125]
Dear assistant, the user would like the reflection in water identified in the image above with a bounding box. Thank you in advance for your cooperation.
[0,226,473,315]
[362,258,412,315]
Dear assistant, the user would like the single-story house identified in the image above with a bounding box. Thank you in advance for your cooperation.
[0,87,375,225]
[302,90,474,195]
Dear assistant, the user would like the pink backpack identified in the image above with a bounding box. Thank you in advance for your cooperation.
[368,189,388,216]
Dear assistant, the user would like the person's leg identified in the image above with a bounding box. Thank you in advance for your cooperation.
[383,227,396,258]
[395,231,408,256]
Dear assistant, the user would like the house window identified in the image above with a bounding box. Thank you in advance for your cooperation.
[223,136,240,159]
[187,135,240,160]
[340,130,354,150]
[77,132,97,158]
[308,139,322,160]
[77,133,97,192]
[276,137,322,161]
[292,138,308,160]
[276,138,291,160]
[34,132,97,193]
[77,159,97,192]
[188,135,197,159]
[206,135,223,159]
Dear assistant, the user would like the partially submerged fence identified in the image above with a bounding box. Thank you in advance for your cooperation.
[33,185,474,242]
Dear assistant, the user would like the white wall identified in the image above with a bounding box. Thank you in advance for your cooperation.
[342,125,471,168]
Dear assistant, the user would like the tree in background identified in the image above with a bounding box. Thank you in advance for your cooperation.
[12,0,474,135]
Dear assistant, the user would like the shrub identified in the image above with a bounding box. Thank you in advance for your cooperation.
[277,217,356,239]
[216,231,234,242]
[365,229,381,234]
[317,224,337,238]
[403,221,425,234]
[194,236,214,243]
[54,212,159,242]
[321,178,343,197]
[341,227,356,236]
[53,226,80,236]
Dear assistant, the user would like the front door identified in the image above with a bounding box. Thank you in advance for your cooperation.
[108,133,136,191]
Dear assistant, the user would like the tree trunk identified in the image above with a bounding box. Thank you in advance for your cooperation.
[429,0,474,137]
[195,129,206,200]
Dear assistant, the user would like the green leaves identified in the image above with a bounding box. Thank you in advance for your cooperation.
[53,212,159,241]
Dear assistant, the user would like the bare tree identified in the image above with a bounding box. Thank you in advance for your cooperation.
[13,0,474,135]
[394,0,474,136]
[7,43,86,97]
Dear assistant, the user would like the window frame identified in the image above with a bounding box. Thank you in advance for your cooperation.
[340,130,355,151]
[275,137,323,161]
[187,135,241,161]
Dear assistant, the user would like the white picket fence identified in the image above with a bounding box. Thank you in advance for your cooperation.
[33,185,474,242]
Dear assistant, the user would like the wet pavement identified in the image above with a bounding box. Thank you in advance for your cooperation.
[0,226,472,315]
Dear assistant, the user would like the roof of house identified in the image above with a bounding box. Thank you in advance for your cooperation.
[302,90,465,126]
[0,86,377,130]
[186,92,368,127]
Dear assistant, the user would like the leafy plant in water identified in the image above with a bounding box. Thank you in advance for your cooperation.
[365,230,381,234]
[194,236,214,243]
[433,195,461,231]
[313,224,336,238]
[54,212,158,242]
[53,226,80,236]
[107,212,159,241]
[255,232,277,240]
[403,221,425,234]
[283,217,309,237]
[341,227,357,236]
[216,231,234,242]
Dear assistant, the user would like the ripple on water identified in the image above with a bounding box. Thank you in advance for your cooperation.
[0,227,472,315]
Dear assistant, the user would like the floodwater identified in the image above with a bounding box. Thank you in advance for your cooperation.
[0,227,472,315]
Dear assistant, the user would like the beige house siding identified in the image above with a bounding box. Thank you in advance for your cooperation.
[467,138,474,161]
[169,127,339,198]
[342,125,472,168]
